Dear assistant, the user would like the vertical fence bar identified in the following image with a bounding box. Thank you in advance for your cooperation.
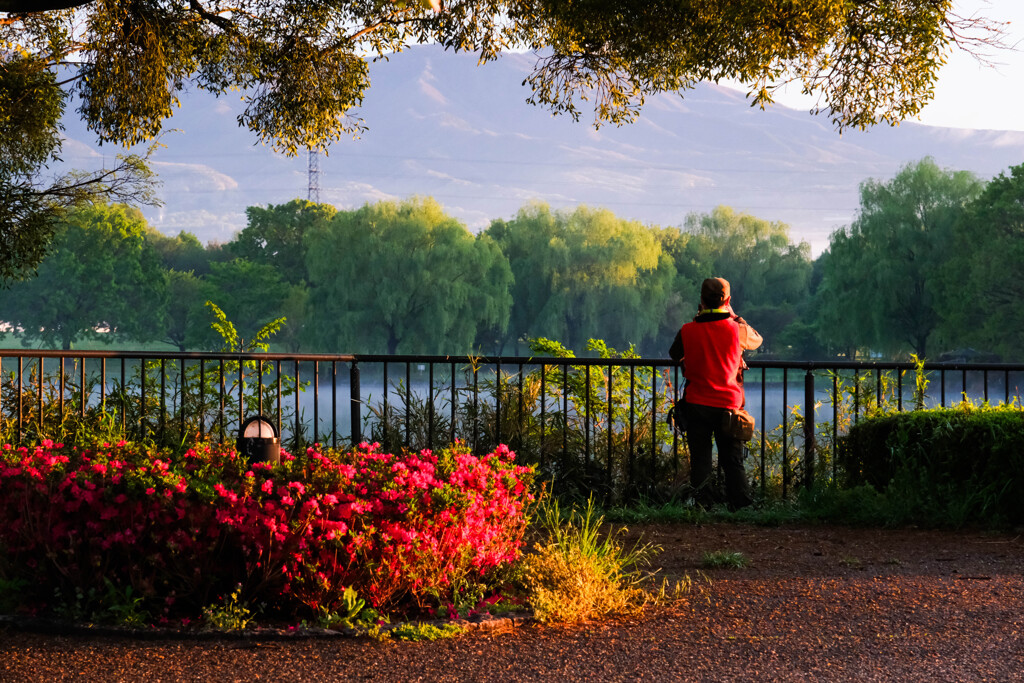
[804,369,815,490]
[962,368,968,401]
[585,365,592,468]
[236,359,243,429]
[101,358,107,416]
[473,364,480,454]
[1006,369,1011,404]
[897,368,903,411]
[853,370,859,424]
[313,361,320,445]
[141,359,148,441]
[159,358,166,440]
[80,357,86,420]
[218,360,225,440]
[562,363,568,467]
[428,362,435,451]
[495,359,502,447]
[382,362,389,450]
[941,369,946,407]
[518,364,524,447]
[760,367,766,498]
[258,360,264,416]
[450,361,457,447]
[59,357,65,425]
[875,368,881,409]
[540,364,546,469]
[17,358,23,444]
[607,365,613,488]
[179,358,185,440]
[782,367,789,500]
[405,362,411,447]
[275,360,282,439]
[350,362,361,445]
[309,360,317,446]
[628,366,635,494]
[199,359,205,440]
[673,366,680,474]
[37,358,43,434]
[294,360,300,446]
[984,369,989,403]
[832,371,838,483]
[120,357,126,435]
[331,361,337,449]
[650,366,657,490]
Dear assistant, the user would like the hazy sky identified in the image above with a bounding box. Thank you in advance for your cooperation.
[774,0,1024,132]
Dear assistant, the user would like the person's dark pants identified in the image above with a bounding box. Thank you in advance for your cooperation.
[683,401,753,510]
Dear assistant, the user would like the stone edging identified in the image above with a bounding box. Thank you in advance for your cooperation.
[0,611,534,641]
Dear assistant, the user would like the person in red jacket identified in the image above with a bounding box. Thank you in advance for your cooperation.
[669,277,762,510]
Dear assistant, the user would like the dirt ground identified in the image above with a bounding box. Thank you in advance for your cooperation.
[3,522,1023,682]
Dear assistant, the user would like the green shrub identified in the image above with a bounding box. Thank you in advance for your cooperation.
[837,403,1024,526]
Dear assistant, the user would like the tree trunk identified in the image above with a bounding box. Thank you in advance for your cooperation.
[387,329,399,355]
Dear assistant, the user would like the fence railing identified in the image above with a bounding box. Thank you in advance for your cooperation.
[2,349,1022,501]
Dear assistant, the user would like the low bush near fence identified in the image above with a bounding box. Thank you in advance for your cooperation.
[837,403,1024,527]
[0,439,535,627]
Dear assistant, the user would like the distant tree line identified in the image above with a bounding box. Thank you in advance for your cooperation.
[1,157,1022,361]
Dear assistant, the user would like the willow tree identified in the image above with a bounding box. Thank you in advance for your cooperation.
[304,197,512,354]
[486,202,672,353]
[817,158,983,358]
[0,1,1006,279]
[681,206,813,350]
[941,162,1024,358]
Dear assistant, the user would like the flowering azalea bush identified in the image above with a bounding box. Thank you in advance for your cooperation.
[0,439,535,625]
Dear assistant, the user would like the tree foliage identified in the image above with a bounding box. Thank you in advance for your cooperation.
[227,199,336,285]
[0,56,158,284]
[304,197,512,354]
[682,206,812,347]
[486,203,672,353]
[203,258,297,350]
[817,158,983,357]
[0,1,1006,284]
[0,203,167,349]
[1,0,1005,152]
[941,163,1024,358]
[146,229,221,276]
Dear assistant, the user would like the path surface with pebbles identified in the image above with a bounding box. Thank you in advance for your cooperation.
[3,523,1023,682]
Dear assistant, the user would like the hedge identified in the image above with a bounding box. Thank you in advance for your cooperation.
[837,404,1024,526]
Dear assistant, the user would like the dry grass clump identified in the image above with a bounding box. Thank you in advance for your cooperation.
[521,497,684,623]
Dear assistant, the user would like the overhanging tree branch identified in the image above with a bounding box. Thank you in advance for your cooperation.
[0,0,92,11]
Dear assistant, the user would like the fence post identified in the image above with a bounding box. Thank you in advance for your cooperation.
[804,369,816,490]
[350,361,361,445]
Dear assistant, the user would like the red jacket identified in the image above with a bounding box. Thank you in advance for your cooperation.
[677,315,745,410]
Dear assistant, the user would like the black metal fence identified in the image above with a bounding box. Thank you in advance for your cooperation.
[2,349,1022,501]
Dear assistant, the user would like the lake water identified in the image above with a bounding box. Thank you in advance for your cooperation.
[4,357,1021,446]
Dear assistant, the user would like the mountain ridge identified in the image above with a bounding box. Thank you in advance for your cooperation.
[56,45,1024,255]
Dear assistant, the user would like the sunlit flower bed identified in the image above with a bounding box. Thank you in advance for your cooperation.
[0,439,535,626]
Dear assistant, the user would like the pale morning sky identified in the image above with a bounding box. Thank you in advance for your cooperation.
[773,0,1024,133]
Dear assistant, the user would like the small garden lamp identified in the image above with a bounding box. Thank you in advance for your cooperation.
[237,415,280,465]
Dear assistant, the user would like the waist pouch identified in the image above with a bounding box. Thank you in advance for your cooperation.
[722,408,755,441]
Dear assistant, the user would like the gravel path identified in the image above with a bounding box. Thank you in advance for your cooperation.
[3,523,1023,682]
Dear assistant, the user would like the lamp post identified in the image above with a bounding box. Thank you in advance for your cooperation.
[237,415,280,465]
